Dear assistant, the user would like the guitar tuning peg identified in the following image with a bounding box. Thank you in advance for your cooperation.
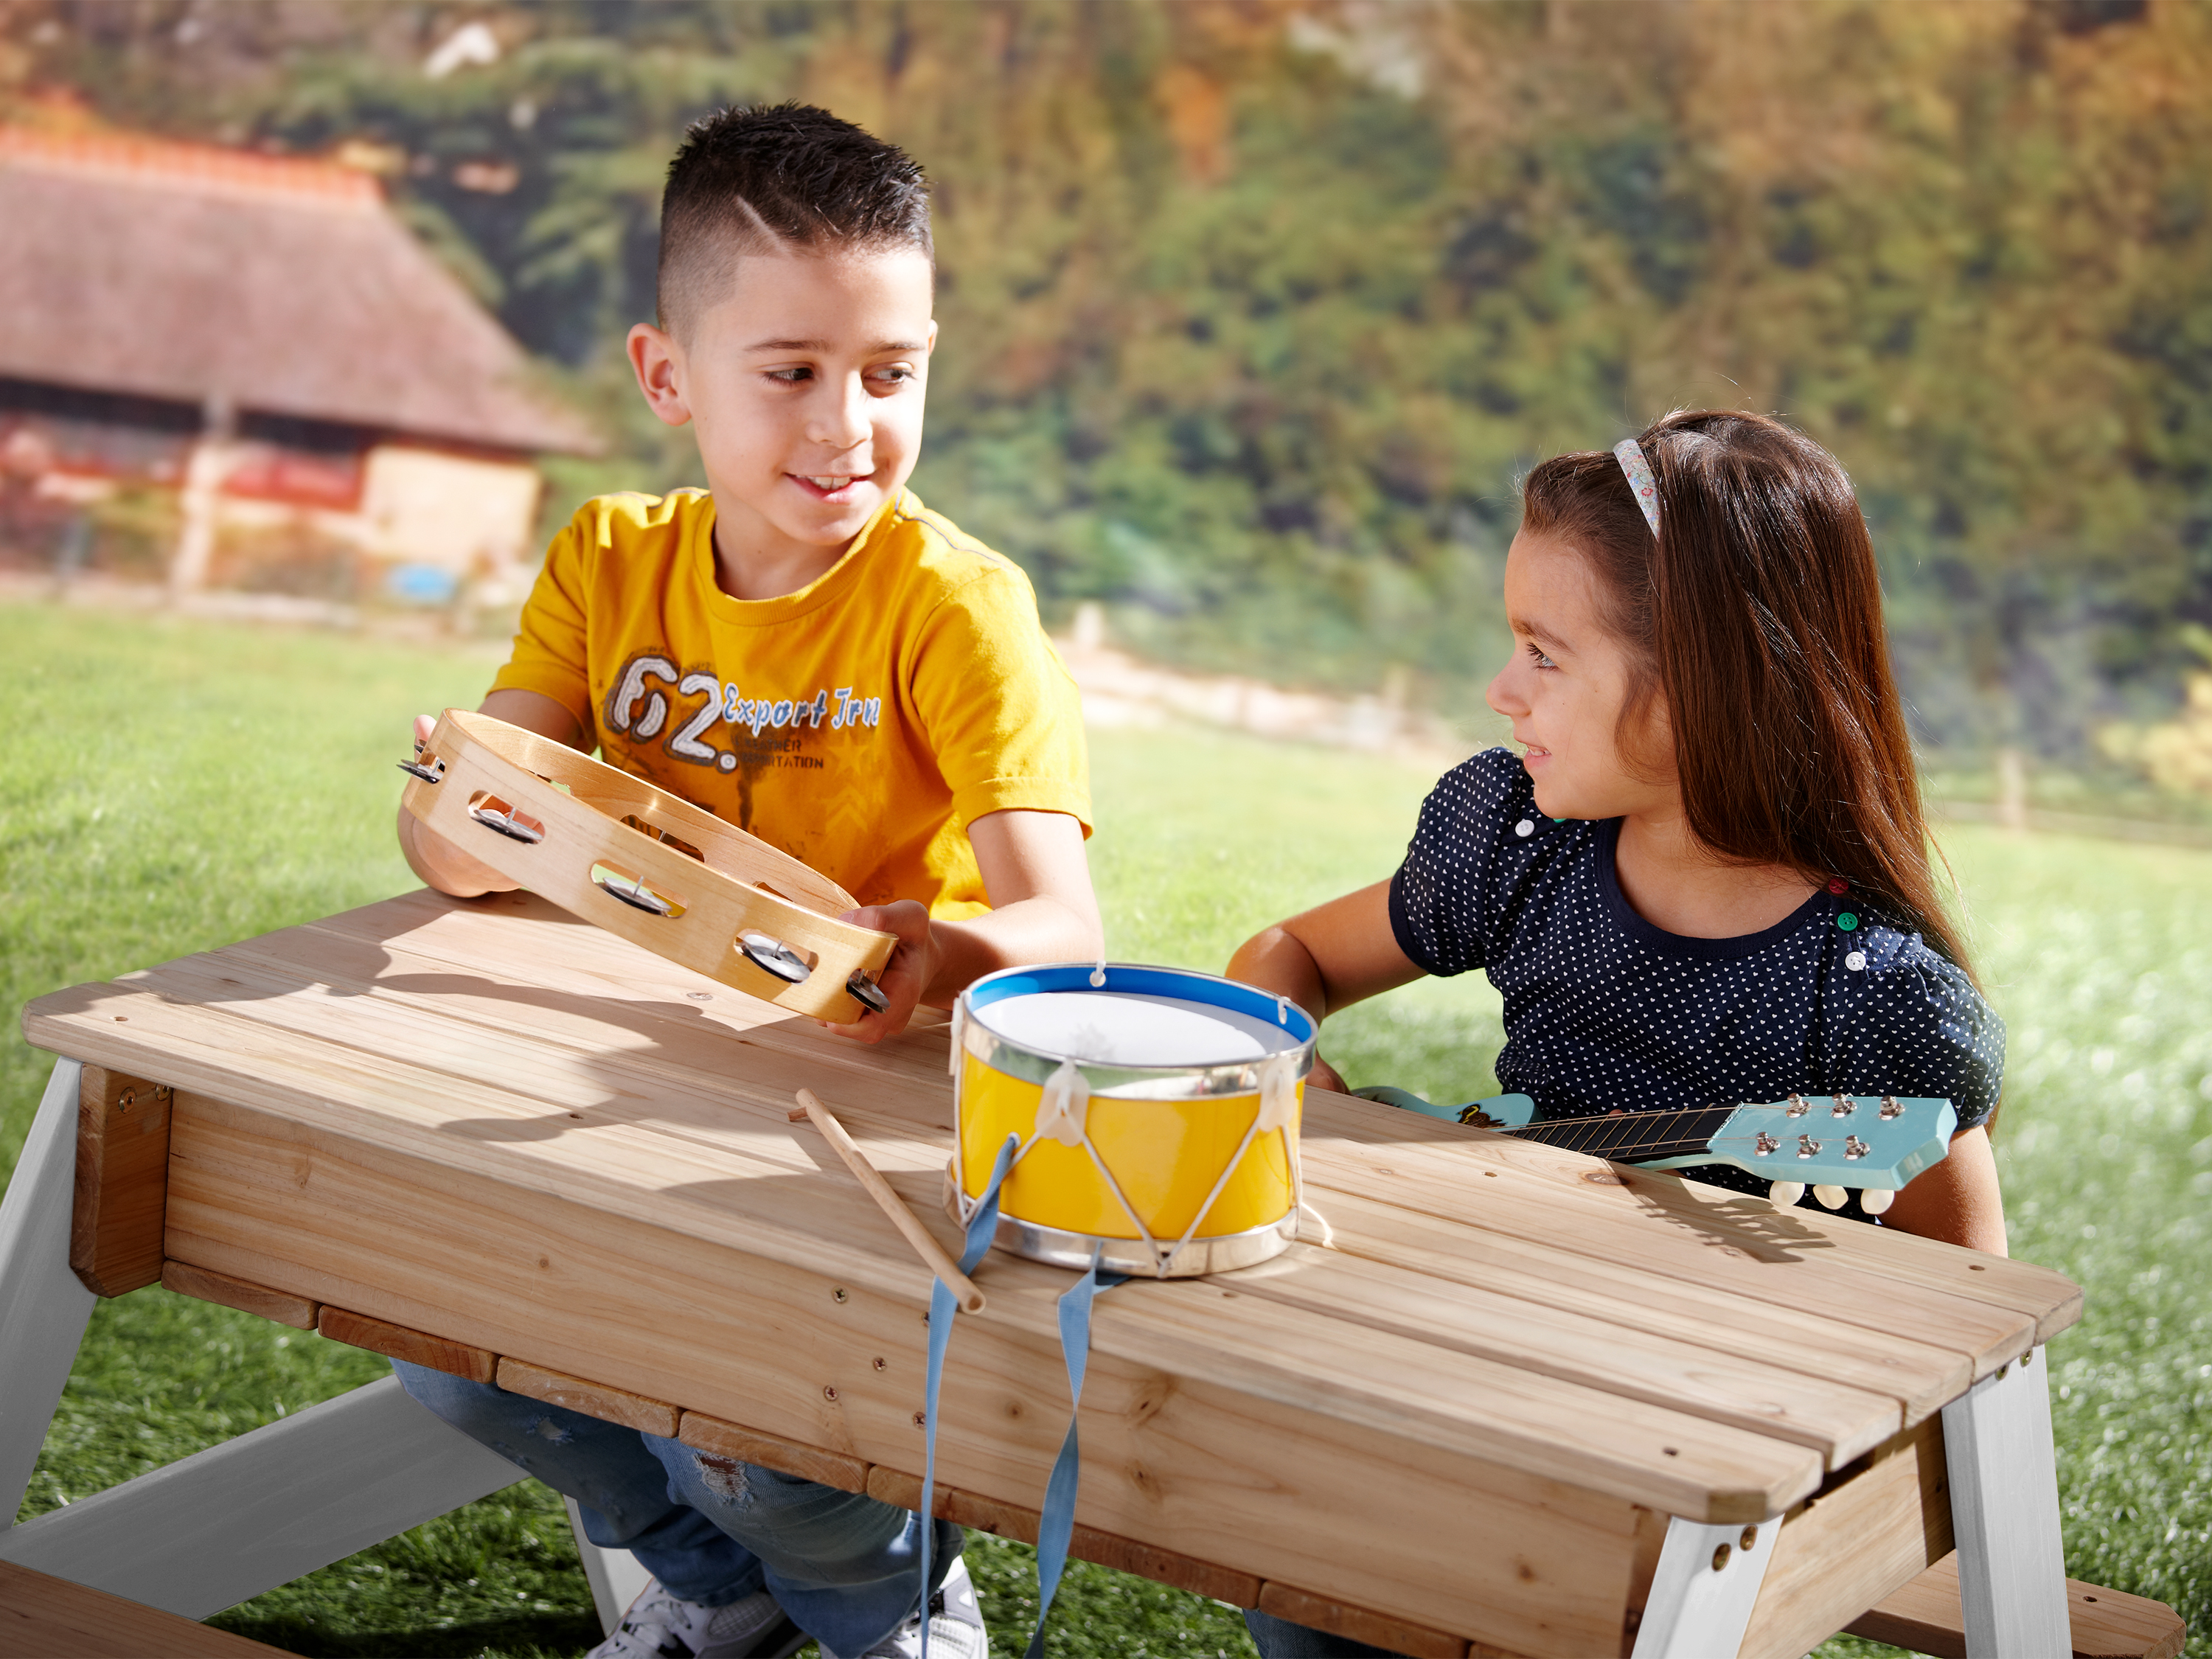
[1860,1187,1896,1216]
[1768,1180,1804,1208]
[1812,1184,1848,1209]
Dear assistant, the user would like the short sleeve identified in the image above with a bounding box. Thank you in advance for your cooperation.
[490,515,595,735]
[905,566,1092,835]
[1387,748,1528,977]
[1829,945,2006,1131]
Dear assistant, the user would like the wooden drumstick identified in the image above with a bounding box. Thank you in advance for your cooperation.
[790,1088,987,1313]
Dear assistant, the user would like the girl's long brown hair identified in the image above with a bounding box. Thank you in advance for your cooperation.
[1520,409,1973,977]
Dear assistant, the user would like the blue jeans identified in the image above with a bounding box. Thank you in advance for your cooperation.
[1242,1610,1409,1658]
[393,1361,959,1656]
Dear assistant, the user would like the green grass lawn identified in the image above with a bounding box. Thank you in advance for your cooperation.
[2,598,2205,1658]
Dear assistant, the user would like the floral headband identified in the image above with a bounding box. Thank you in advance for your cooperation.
[1613,438,1660,538]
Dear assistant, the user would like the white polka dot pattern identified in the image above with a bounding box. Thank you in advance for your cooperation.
[1385,749,2004,1211]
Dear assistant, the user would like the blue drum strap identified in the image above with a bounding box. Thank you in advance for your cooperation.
[919,1133,1018,1659]
[1026,1251,1127,1659]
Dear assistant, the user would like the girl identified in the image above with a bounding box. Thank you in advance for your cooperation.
[1228,409,2006,1655]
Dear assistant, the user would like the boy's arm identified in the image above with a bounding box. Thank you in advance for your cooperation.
[827,808,1102,1043]
[396,690,586,897]
[1225,880,1426,1092]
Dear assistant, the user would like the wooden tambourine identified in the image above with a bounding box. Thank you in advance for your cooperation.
[400,709,897,1023]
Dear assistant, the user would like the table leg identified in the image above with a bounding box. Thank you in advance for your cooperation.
[1941,1345,2069,1658]
[1630,1513,1778,1659]
[0,1058,97,1527]
[0,1375,523,1617]
[566,1495,655,1635]
[4,1055,526,1618]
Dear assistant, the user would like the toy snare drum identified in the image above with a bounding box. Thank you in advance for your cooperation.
[948,964,1318,1278]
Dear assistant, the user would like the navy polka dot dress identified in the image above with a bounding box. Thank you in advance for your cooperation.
[1386,748,2003,1220]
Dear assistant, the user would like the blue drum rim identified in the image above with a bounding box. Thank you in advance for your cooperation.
[957,961,1317,1099]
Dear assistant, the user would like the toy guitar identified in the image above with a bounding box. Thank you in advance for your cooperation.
[1354,1086,1955,1214]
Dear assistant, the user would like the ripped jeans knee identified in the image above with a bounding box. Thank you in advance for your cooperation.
[389,1358,684,1548]
[646,1434,931,1587]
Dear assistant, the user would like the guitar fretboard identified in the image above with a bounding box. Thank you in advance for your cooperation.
[1506,1103,1740,1162]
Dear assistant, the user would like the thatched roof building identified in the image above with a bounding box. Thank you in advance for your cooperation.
[0,125,596,599]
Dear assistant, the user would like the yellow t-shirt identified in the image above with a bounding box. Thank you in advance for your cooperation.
[491,488,1090,919]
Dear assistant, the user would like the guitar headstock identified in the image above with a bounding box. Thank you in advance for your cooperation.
[1682,1093,1955,1213]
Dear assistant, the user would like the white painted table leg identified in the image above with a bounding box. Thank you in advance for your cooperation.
[1941,1344,2069,1659]
[566,1495,655,1635]
[1630,1512,1778,1659]
[0,1058,95,1528]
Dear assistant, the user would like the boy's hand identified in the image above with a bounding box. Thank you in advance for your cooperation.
[820,899,941,1043]
[396,713,515,898]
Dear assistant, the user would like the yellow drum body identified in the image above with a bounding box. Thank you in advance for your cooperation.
[950,964,1317,1277]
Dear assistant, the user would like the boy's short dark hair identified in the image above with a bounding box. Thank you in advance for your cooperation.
[657,102,933,335]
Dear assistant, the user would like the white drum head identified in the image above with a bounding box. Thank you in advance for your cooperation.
[975,991,1302,1068]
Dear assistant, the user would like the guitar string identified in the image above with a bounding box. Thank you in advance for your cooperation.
[1495,1101,1907,1164]
[1506,1103,1895,1161]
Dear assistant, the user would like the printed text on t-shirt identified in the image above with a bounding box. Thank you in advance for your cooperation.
[602,653,880,775]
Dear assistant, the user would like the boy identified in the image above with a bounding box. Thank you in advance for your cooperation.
[395,104,1099,1659]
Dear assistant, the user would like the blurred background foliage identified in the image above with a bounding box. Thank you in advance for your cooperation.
[5,0,2210,763]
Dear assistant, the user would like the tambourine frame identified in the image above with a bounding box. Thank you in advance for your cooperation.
[400,708,896,1022]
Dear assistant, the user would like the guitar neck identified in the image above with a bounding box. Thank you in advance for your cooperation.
[1503,1104,1739,1164]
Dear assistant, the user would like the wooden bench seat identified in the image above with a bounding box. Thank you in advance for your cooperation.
[1847,1551,2186,1659]
[0,1561,286,1658]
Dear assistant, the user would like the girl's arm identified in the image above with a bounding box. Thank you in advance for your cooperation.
[1226,880,1427,1091]
[1877,1124,2008,1255]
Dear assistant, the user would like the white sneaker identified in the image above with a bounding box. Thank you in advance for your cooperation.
[586,1578,808,1659]
[823,1555,990,1659]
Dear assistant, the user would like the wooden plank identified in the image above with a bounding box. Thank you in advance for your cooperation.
[71,1065,171,1295]
[1228,1242,1900,1470]
[864,1467,1264,1607]
[1845,1554,2188,1659]
[161,1259,317,1329]
[55,977,1826,1523]
[316,1305,496,1384]
[1293,1105,2069,1376]
[1312,1093,2084,1339]
[157,1098,1658,1655]
[497,1359,678,1437]
[1253,1583,1471,1659]
[0,1560,288,1657]
[1314,1187,1970,1425]
[1736,1416,1953,1659]
[293,895,956,1090]
[677,1411,871,1495]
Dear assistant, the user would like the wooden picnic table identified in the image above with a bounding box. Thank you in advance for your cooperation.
[0,887,2128,1659]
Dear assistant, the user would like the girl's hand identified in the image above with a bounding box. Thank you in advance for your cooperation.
[821,900,942,1043]
[1306,1052,1349,1094]
[1227,880,1427,1089]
